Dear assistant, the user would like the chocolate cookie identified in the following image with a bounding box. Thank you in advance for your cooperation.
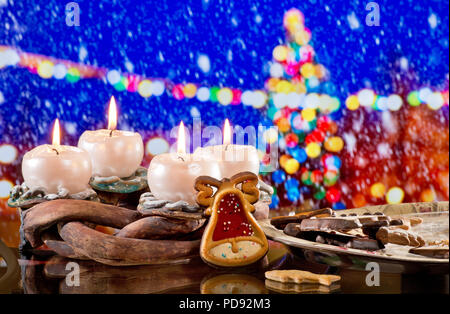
[376,227,425,247]
[299,217,362,232]
[270,208,333,230]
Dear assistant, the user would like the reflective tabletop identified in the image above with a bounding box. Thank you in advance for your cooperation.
[1,240,448,294]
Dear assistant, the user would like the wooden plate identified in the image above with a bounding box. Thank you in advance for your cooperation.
[260,202,449,265]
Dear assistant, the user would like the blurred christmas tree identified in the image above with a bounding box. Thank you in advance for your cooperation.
[261,8,449,214]
[261,8,345,213]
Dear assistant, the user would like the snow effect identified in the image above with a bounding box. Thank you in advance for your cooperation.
[347,12,360,30]
[197,54,211,73]
[0,0,447,210]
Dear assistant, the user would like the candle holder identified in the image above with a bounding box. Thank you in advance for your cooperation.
[138,192,203,214]
[89,166,149,207]
[8,183,99,252]
[8,184,99,209]
[13,172,273,266]
[138,179,273,221]
[255,179,274,220]
[19,199,203,266]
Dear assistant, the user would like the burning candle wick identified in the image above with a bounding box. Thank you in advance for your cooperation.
[177,156,185,162]
[52,148,59,155]
[109,129,114,137]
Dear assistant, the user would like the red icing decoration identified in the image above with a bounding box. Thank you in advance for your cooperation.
[212,193,254,241]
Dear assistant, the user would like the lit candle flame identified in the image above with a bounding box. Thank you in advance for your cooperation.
[223,119,232,145]
[107,96,118,130]
[52,118,61,146]
[177,121,186,154]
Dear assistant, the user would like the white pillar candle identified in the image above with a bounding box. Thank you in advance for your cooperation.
[22,119,92,194]
[78,96,144,178]
[78,129,143,178]
[147,122,221,205]
[194,119,260,179]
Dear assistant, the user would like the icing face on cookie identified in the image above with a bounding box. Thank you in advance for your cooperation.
[195,172,269,267]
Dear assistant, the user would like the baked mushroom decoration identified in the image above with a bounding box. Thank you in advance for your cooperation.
[195,172,269,267]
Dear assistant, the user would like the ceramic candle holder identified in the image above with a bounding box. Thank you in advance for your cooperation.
[7,183,99,209]
[7,182,100,252]
[88,166,149,206]
[139,178,273,221]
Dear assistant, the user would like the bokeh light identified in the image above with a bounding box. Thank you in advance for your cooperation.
[0,144,18,164]
[146,137,169,156]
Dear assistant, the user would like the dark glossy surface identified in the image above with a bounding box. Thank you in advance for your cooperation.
[0,240,448,294]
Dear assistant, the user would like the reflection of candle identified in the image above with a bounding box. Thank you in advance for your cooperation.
[194,119,260,178]
[147,122,221,205]
[22,119,92,194]
[78,96,144,178]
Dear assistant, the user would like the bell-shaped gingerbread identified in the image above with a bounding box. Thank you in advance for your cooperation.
[195,172,269,267]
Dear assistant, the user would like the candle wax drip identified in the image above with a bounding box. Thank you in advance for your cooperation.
[212,193,254,241]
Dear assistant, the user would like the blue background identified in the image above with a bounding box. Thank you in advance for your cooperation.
[0,0,448,151]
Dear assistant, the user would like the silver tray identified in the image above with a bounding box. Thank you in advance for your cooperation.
[261,202,449,265]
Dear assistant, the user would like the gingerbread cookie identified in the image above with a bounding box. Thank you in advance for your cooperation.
[409,246,449,259]
[195,172,269,267]
[265,270,341,286]
[376,227,425,247]
[409,217,423,227]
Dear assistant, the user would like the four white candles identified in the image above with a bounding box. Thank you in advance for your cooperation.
[194,119,260,179]
[147,121,221,205]
[22,106,259,202]
[78,96,144,178]
[22,119,92,194]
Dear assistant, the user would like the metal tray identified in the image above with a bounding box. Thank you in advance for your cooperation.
[261,202,449,265]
